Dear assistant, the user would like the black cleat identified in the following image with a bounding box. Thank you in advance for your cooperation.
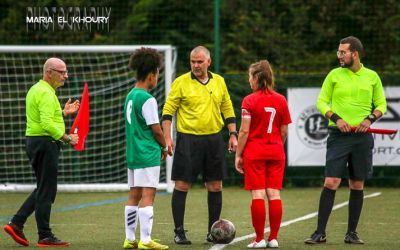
[37,234,70,248]
[174,226,191,245]
[344,232,364,244]
[205,232,215,243]
[304,231,327,244]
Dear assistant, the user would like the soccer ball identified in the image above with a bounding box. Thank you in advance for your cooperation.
[210,219,236,244]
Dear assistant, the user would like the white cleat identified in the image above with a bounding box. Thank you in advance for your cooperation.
[267,239,279,248]
[247,239,267,248]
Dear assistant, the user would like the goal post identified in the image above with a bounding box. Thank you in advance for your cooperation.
[0,45,177,192]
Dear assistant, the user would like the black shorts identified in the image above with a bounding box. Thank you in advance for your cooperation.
[171,132,226,183]
[325,128,374,180]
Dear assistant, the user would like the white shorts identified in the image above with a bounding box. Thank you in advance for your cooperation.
[127,166,160,188]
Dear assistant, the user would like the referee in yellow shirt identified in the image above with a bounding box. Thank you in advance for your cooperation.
[4,58,79,248]
[162,46,237,244]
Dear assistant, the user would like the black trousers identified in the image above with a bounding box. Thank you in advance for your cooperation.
[12,136,60,239]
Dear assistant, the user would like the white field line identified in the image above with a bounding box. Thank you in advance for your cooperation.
[209,192,381,250]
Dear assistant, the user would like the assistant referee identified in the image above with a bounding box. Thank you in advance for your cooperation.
[162,46,237,244]
[4,58,79,248]
[305,36,387,245]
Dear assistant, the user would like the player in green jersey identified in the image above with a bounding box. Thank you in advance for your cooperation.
[123,48,168,250]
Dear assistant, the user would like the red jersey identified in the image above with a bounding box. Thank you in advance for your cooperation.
[241,90,291,160]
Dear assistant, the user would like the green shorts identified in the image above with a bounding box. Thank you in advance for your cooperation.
[325,128,374,180]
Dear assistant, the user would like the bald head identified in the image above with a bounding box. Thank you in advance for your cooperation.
[190,46,211,81]
[43,57,68,89]
[43,57,66,74]
[190,46,211,59]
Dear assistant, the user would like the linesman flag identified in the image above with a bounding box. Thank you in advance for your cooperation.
[70,83,90,151]
[350,127,397,135]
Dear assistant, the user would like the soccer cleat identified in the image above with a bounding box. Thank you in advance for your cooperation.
[267,239,279,248]
[124,239,139,249]
[173,226,191,245]
[304,231,327,244]
[138,240,169,250]
[4,222,29,246]
[247,239,266,248]
[36,235,70,248]
[205,232,215,243]
[344,231,364,244]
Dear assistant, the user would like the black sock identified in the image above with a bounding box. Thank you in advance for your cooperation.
[348,189,364,233]
[171,189,188,230]
[316,187,336,234]
[208,191,222,232]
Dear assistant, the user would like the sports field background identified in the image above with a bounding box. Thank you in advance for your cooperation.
[1,187,399,249]
[1,1,399,187]
[1,2,400,249]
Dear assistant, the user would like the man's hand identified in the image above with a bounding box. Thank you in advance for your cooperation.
[62,133,79,145]
[228,135,238,153]
[354,119,371,133]
[63,98,80,116]
[336,119,352,133]
[165,137,174,156]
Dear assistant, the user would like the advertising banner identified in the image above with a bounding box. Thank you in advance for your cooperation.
[288,87,400,166]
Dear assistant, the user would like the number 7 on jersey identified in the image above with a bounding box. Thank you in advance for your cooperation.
[264,107,276,134]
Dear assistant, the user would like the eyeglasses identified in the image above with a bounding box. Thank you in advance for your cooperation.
[50,68,68,75]
[336,50,352,58]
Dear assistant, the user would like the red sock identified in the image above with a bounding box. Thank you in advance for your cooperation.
[251,199,265,242]
[268,199,282,241]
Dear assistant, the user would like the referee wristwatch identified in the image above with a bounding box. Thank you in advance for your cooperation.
[161,146,168,152]
[366,114,377,124]
[229,131,238,138]
[64,135,72,144]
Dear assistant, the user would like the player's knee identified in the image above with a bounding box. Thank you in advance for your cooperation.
[205,181,222,192]
[174,181,191,192]
[266,188,280,200]
[349,180,364,190]
[324,177,341,190]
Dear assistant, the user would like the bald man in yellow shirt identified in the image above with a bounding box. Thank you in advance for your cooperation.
[162,46,237,244]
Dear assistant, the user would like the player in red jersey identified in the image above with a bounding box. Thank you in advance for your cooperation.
[235,60,292,248]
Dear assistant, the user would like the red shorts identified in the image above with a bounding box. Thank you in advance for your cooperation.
[243,157,285,190]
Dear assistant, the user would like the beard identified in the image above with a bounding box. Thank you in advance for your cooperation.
[340,57,354,68]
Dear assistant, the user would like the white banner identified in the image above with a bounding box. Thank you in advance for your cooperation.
[288,87,400,166]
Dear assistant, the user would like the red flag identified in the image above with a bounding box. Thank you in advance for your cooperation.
[70,83,90,151]
[350,127,397,135]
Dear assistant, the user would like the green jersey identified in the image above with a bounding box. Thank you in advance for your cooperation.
[124,88,161,169]
[25,80,65,140]
[317,64,387,126]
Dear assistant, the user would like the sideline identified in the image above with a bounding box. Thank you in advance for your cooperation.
[0,191,168,222]
[209,192,381,250]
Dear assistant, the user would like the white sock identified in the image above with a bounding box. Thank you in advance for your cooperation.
[139,206,154,244]
[125,206,138,241]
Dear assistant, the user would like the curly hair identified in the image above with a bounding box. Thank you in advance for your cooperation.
[128,47,162,81]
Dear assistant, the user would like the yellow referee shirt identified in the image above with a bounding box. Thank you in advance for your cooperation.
[162,71,235,135]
